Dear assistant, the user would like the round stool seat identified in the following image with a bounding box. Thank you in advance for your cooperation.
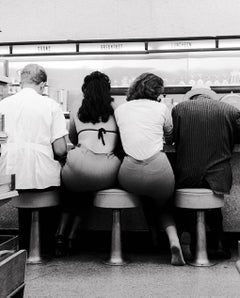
[11,189,60,208]
[94,188,139,209]
[175,188,224,209]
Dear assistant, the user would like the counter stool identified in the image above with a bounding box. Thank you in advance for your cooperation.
[175,188,224,267]
[94,188,140,266]
[11,189,60,264]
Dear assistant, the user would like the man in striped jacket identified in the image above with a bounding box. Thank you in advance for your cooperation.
[172,89,240,259]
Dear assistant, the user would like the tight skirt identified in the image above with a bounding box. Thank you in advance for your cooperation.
[118,151,175,206]
[62,145,121,193]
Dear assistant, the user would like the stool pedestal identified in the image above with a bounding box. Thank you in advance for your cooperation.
[189,210,215,267]
[11,190,60,264]
[105,209,128,266]
[94,188,139,266]
[175,188,224,267]
[27,210,42,264]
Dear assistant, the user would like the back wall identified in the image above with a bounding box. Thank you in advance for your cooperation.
[0,0,239,42]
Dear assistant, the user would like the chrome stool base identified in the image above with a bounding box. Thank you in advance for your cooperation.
[188,210,216,267]
[188,260,215,267]
[104,258,129,266]
[27,257,44,265]
[175,188,224,267]
[94,189,140,266]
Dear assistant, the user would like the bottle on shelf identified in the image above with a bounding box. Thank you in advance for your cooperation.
[177,76,186,85]
[188,75,196,86]
[213,75,221,86]
[196,74,204,87]
[222,74,229,85]
[205,76,213,87]
[230,70,240,85]
[0,114,8,143]
[57,89,68,112]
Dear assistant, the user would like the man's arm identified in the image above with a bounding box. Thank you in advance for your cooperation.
[52,136,67,166]
[69,116,78,146]
[163,106,173,144]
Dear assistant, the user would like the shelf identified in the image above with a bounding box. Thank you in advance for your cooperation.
[0,191,18,200]
[0,191,18,208]
[111,86,240,96]
[0,76,10,84]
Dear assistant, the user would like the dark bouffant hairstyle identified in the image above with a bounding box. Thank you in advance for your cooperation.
[78,71,114,124]
[126,73,164,101]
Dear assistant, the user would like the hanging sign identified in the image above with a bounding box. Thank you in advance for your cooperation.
[0,46,10,55]
[218,39,240,48]
[12,44,76,54]
[148,40,215,51]
[79,42,145,52]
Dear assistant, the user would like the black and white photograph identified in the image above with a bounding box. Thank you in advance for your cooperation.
[0,0,240,297]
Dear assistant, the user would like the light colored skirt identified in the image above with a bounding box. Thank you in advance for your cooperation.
[118,151,175,206]
[62,145,121,193]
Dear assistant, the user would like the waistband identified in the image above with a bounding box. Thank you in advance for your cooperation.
[76,143,114,157]
[126,150,166,165]
[3,141,52,155]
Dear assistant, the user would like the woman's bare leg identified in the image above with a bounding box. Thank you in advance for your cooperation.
[55,212,72,257]
[68,215,82,240]
[68,215,82,252]
[56,212,72,237]
[159,212,185,266]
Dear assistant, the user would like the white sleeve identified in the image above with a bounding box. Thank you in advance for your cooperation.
[163,105,173,144]
[50,102,68,143]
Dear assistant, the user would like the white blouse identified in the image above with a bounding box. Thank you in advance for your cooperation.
[114,99,173,160]
[0,88,68,189]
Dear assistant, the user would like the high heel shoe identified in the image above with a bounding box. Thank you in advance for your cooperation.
[55,235,67,257]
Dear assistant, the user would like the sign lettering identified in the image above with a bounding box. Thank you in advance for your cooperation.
[149,40,215,51]
[79,42,144,52]
[12,44,76,54]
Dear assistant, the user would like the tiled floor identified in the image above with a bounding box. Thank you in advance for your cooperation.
[24,250,240,298]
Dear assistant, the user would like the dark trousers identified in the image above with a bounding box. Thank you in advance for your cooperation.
[175,207,227,250]
[18,207,60,255]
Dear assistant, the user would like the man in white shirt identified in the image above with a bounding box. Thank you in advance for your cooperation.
[0,63,68,188]
[0,63,68,249]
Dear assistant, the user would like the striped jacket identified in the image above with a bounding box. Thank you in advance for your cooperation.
[172,97,240,194]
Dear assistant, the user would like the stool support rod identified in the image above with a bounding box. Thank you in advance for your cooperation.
[105,209,128,265]
[110,209,122,260]
[27,210,43,264]
[190,210,214,266]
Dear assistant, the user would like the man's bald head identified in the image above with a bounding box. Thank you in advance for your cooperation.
[21,64,47,86]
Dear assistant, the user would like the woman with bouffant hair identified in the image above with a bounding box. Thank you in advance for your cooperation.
[127,73,164,101]
[114,73,185,265]
[55,71,121,256]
